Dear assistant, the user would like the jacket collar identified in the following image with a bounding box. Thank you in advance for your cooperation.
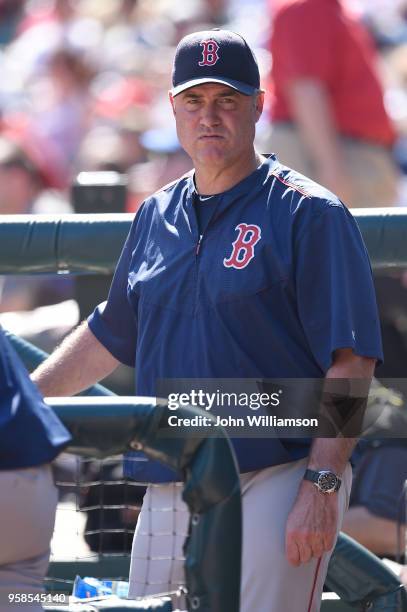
[185,154,279,221]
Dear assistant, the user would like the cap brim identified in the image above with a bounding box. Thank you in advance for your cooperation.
[171,77,257,96]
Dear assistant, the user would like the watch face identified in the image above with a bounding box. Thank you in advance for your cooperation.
[317,471,338,493]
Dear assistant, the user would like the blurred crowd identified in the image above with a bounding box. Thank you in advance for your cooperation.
[0,0,269,218]
[0,0,407,577]
[0,0,404,220]
[0,0,405,337]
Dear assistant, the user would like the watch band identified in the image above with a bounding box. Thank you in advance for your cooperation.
[303,469,341,493]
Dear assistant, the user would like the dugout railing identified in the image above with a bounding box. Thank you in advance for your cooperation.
[1,209,407,611]
[0,208,406,275]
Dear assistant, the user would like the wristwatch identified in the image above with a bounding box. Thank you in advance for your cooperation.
[303,469,341,494]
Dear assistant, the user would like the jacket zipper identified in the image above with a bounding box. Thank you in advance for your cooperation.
[194,234,204,313]
[196,234,203,255]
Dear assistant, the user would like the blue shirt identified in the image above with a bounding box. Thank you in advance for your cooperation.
[0,327,71,469]
[88,156,382,482]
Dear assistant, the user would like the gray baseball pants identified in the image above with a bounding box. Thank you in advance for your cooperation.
[129,457,352,611]
[0,464,58,612]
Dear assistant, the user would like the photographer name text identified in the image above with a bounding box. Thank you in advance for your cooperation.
[167,414,318,428]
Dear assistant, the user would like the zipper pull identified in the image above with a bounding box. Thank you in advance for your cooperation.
[196,235,203,255]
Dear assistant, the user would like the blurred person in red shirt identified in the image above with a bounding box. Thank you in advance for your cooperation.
[266,0,401,207]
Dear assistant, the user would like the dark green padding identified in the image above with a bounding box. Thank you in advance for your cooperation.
[326,532,407,610]
[0,213,131,274]
[0,209,406,274]
[49,398,242,612]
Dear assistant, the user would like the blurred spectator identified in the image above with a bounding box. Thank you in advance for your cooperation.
[18,0,79,35]
[383,42,407,200]
[357,0,407,49]
[28,47,95,176]
[374,272,407,386]
[343,440,407,559]
[201,0,229,24]
[266,1,407,387]
[0,136,49,215]
[265,0,402,208]
[0,131,69,203]
[77,125,146,176]
[343,382,407,560]
[0,135,72,313]
[0,0,24,45]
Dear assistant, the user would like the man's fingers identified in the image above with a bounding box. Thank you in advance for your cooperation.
[322,532,336,553]
[297,541,313,564]
[285,485,339,565]
[286,533,301,566]
[286,531,327,565]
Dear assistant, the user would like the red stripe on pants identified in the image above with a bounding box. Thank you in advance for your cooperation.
[307,557,322,612]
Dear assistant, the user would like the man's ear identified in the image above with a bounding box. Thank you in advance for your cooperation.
[255,90,265,122]
[169,91,176,116]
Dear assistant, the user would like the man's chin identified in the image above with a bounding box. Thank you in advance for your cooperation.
[195,144,232,165]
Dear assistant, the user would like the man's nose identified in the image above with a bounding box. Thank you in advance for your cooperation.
[199,102,221,128]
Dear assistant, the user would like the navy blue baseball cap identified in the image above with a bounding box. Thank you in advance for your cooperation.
[171,29,260,97]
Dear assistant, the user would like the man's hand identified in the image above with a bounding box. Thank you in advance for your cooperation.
[286,481,338,566]
[285,350,375,566]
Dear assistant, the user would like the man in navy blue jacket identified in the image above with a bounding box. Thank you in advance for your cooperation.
[33,30,382,611]
[0,327,71,611]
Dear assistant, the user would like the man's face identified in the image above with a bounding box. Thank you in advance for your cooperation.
[169,83,264,169]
